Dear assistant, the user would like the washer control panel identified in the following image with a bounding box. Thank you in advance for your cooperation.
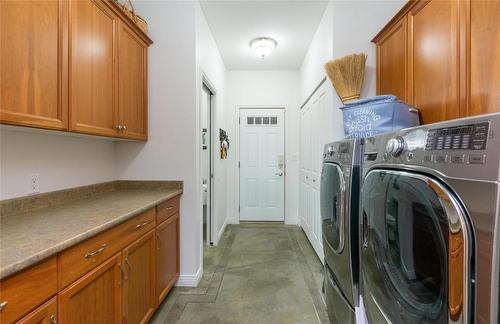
[425,122,489,151]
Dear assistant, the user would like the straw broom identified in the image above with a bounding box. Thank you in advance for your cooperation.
[324,53,367,103]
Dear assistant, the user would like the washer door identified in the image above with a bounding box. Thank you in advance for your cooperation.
[321,162,346,254]
[361,170,471,324]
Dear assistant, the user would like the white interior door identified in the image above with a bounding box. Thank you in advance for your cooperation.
[240,108,285,221]
[201,85,213,244]
[299,81,331,262]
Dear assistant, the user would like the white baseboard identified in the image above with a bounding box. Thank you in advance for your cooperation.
[285,218,299,225]
[226,216,239,224]
[176,267,202,287]
[216,220,227,245]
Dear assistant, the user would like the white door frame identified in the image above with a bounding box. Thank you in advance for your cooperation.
[236,106,287,223]
[198,71,217,251]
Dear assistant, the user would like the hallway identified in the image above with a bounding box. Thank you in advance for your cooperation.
[151,223,328,323]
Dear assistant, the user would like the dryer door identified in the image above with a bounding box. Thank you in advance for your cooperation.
[321,162,346,256]
[361,170,471,324]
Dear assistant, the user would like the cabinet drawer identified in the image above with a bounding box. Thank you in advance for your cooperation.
[58,208,155,288]
[0,256,57,323]
[156,196,180,224]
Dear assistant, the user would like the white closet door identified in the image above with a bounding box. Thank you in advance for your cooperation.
[240,109,285,221]
[299,81,331,262]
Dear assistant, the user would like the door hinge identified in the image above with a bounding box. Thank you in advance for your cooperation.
[238,161,240,168]
[238,117,241,124]
[238,206,240,212]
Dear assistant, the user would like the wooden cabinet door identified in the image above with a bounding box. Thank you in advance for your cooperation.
[69,0,118,137]
[375,17,408,101]
[0,0,68,130]
[58,253,122,324]
[156,214,179,304]
[122,230,156,324]
[118,21,148,140]
[16,297,57,324]
[408,0,462,124]
[469,0,500,116]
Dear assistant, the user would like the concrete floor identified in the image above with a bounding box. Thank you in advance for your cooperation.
[150,223,329,324]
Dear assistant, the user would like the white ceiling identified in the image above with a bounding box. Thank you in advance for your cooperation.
[199,1,329,70]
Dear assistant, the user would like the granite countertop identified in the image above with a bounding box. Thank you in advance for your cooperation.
[0,181,182,280]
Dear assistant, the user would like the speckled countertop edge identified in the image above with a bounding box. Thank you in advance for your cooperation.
[0,182,182,279]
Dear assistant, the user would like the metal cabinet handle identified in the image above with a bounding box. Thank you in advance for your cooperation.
[122,125,127,131]
[135,220,150,229]
[125,257,132,272]
[165,206,174,211]
[84,244,107,259]
[408,108,419,114]
[119,262,127,282]
[0,301,8,312]
[50,314,57,324]
[156,234,161,251]
[116,125,123,130]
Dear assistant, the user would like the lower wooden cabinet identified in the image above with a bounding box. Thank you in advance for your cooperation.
[58,253,122,324]
[0,256,57,324]
[2,196,180,324]
[122,230,156,324]
[16,297,57,324]
[156,213,180,304]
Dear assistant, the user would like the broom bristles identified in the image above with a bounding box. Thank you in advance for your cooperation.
[324,53,367,103]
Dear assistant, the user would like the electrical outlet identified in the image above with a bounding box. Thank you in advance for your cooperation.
[30,174,40,194]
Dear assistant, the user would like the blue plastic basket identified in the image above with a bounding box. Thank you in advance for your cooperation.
[340,95,420,138]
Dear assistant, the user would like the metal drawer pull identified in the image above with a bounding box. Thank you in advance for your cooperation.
[165,206,174,211]
[408,107,419,114]
[135,220,151,229]
[84,244,107,259]
[50,314,57,324]
[0,301,8,311]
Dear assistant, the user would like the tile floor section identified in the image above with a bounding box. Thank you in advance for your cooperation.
[151,223,329,324]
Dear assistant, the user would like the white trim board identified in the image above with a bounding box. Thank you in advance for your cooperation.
[215,219,227,245]
[176,267,203,287]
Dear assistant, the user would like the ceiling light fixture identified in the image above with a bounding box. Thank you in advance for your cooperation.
[250,37,277,60]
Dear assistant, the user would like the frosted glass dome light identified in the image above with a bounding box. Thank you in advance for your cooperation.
[250,37,277,60]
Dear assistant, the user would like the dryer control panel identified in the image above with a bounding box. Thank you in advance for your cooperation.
[425,122,489,151]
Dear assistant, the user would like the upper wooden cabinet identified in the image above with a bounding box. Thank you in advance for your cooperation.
[469,0,500,117]
[0,0,152,140]
[69,0,118,137]
[408,0,461,124]
[0,0,68,130]
[375,17,408,102]
[118,21,148,140]
[373,0,500,124]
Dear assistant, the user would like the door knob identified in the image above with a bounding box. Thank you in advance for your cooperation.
[275,172,283,176]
